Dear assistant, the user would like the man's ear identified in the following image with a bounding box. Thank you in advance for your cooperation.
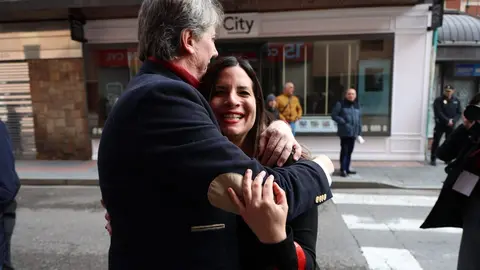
[180,29,196,55]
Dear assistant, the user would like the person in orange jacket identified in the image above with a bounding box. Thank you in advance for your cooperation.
[276,82,303,135]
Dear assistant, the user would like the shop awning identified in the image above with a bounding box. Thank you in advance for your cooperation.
[438,12,480,46]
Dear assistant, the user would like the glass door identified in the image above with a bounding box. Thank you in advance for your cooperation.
[259,42,311,107]
[311,40,358,115]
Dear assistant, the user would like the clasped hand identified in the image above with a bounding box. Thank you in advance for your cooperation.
[258,120,302,167]
[228,170,288,244]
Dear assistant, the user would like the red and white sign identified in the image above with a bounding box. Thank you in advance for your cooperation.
[98,49,129,67]
[267,43,312,62]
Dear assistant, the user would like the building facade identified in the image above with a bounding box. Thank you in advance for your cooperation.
[427,8,480,141]
[85,4,434,161]
[0,0,434,161]
[0,21,91,160]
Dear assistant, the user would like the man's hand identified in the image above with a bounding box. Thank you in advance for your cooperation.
[448,119,454,127]
[257,120,302,167]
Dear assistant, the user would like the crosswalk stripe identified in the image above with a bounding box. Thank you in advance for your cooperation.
[336,192,461,269]
[333,193,437,207]
[341,214,462,234]
[361,247,423,270]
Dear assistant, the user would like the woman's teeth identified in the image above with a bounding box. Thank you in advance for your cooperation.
[224,114,243,119]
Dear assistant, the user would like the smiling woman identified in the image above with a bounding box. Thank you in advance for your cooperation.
[201,56,265,157]
[200,56,328,270]
[210,64,257,152]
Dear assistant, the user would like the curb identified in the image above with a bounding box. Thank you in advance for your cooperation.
[331,181,442,190]
[332,181,402,189]
[20,179,99,186]
[19,178,442,190]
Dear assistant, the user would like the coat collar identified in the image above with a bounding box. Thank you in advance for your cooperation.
[144,57,200,89]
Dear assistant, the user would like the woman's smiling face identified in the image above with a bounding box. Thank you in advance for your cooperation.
[209,65,256,144]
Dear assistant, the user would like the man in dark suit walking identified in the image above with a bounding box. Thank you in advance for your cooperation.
[98,0,333,269]
[0,120,21,270]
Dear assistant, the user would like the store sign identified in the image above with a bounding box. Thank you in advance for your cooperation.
[98,49,129,67]
[455,64,480,77]
[218,13,260,38]
[266,43,312,62]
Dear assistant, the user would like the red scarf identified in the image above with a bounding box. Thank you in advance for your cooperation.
[147,57,200,89]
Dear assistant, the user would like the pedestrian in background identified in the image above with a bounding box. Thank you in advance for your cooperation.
[430,85,462,166]
[0,120,21,270]
[265,94,280,120]
[331,88,362,177]
[276,82,303,135]
[421,93,480,270]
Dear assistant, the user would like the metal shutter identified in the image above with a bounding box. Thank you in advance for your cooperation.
[0,62,36,159]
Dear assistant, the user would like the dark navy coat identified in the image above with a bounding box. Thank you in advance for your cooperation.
[331,100,362,138]
[421,125,480,230]
[98,60,332,270]
[0,121,20,266]
[433,96,462,126]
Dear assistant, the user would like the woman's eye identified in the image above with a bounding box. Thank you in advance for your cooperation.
[240,91,250,96]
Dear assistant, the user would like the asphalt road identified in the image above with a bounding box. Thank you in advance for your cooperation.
[10,187,460,270]
[13,186,109,270]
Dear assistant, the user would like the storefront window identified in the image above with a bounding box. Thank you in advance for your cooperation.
[85,44,141,137]
[85,36,394,137]
[218,36,394,136]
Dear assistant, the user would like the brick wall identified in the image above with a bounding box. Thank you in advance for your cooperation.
[445,0,461,10]
[28,58,92,160]
[466,5,480,16]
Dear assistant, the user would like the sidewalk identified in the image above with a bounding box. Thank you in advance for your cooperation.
[331,161,446,190]
[15,160,446,189]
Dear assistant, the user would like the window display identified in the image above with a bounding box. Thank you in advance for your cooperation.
[217,36,394,136]
[86,36,394,137]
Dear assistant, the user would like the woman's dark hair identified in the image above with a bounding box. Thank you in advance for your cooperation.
[468,93,480,105]
[199,56,265,156]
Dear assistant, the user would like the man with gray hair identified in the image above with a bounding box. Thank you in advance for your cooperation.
[98,0,332,269]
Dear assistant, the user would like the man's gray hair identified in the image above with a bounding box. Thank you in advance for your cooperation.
[137,0,223,62]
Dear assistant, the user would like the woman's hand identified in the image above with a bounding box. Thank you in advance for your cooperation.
[101,199,112,236]
[257,120,302,167]
[228,170,288,244]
